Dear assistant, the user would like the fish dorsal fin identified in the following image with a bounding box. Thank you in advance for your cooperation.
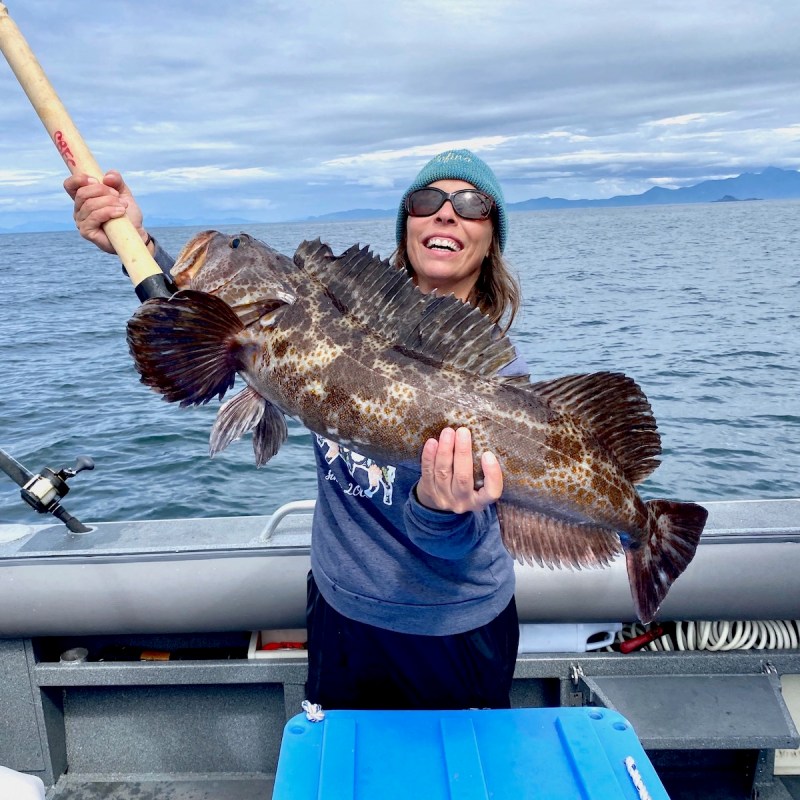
[294,239,519,378]
[294,239,336,267]
[529,372,661,484]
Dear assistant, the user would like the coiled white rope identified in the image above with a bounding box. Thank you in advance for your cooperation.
[607,620,800,651]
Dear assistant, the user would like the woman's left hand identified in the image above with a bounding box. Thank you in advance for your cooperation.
[416,427,503,514]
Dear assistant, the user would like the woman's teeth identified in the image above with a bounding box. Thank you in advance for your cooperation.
[426,237,461,252]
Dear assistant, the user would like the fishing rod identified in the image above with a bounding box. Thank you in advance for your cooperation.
[0,2,173,301]
[0,447,94,533]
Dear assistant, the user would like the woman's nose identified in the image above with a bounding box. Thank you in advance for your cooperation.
[434,200,457,222]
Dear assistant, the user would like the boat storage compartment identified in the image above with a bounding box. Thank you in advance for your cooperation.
[577,671,800,751]
[273,707,670,800]
[248,628,308,659]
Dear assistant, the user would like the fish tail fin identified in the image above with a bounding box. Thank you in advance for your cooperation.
[626,499,708,623]
[126,290,244,406]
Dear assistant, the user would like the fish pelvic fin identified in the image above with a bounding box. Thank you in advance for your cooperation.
[252,401,289,467]
[626,499,708,623]
[529,372,661,484]
[209,385,288,466]
[497,503,623,569]
[126,290,244,407]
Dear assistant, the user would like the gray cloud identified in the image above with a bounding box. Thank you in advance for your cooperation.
[1,0,799,226]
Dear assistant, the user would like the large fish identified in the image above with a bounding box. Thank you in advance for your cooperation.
[127,230,708,623]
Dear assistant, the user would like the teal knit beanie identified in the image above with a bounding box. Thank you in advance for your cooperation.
[396,149,508,252]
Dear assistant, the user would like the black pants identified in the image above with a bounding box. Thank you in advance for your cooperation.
[305,572,519,710]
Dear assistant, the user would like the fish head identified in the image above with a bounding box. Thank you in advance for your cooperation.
[169,230,297,327]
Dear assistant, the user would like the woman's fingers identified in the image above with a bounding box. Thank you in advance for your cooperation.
[416,427,503,513]
[63,171,145,254]
[477,450,503,506]
[450,427,476,500]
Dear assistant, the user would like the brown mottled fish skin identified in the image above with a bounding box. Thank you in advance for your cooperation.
[127,232,708,623]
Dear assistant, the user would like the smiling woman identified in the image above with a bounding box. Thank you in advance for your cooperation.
[393,149,520,331]
[304,148,527,711]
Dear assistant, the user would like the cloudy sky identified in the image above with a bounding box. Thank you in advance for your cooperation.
[1,0,799,228]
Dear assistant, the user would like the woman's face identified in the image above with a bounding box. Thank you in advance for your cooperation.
[405,179,494,301]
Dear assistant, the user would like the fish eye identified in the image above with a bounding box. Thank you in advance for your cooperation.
[230,237,241,249]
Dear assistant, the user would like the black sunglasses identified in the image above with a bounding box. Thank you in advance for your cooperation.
[405,187,494,221]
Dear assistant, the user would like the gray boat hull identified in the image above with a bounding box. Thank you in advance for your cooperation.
[1,498,798,636]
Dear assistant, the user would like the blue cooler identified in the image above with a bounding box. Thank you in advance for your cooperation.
[273,706,669,799]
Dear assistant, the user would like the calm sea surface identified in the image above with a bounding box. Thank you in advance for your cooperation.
[1,202,798,524]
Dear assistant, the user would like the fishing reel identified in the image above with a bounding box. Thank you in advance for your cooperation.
[0,447,94,533]
[21,456,94,514]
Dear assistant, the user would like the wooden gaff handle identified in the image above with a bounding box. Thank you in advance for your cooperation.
[0,2,162,288]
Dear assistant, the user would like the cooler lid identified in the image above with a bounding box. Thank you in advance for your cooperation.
[274,707,670,800]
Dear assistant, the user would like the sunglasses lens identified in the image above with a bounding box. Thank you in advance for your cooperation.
[452,191,494,220]
[405,188,494,220]
[406,188,445,217]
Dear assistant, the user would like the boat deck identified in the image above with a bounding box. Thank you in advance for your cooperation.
[42,769,800,799]
[49,774,275,799]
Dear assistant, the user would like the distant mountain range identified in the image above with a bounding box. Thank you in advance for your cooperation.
[302,166,800,221]
[507,166,800,212]
[2,167,799,232]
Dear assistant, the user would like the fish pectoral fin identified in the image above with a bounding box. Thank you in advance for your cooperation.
[209,386,288,467]
[497,503,623,569]
[626,499,708,624]
[528,372,662,484]
[126,290,243,407]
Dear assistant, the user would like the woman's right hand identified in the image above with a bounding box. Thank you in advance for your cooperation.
[63,170,148,254]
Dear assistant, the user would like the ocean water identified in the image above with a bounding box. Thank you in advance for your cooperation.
[0,201,798,525]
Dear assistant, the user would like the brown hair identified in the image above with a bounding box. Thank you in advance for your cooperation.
[393,225,521,333]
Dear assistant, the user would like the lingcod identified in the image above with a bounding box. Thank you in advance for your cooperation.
[126,230,708,623]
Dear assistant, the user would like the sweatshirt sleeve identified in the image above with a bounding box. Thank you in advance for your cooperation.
[403,488,495,560]
[151,238,175,275]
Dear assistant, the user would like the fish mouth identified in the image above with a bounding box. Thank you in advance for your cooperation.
[170,230,219,287]
[423,235,463,253]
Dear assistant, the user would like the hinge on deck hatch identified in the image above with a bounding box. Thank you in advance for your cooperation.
[567,663,588,706]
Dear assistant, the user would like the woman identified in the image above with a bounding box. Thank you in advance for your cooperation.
[65,148,526,710]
